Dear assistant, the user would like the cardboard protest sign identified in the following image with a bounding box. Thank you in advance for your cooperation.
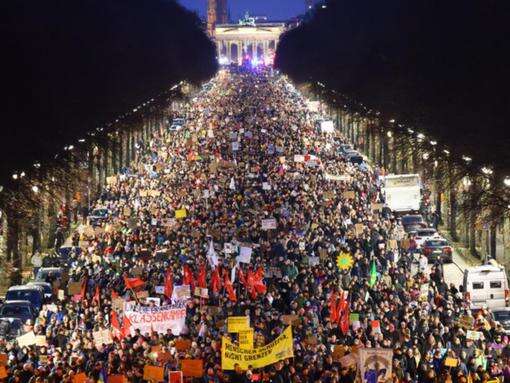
[175,209,187,219]
[35,335,47,347]
[261,218,277,230]
[281,315,300,326]
[239,329,254,349]
[172,285,191,300]
[343,191,355,200]
[181,359,204,377]
[466,330,482,341]
[143,365,164,382]
[227,316,250,333]
[0,366,7,379]
[237,247,252,263]
[354,224,364,236]
[294,154,305,163]
[169,371,183,383]
[93,329,113,347]
[68,282,81,295]
[108,375,127,383]
[444,357,459,367]
[106,176,117,185]
[371,203,383,212]
[194,287,209,299]
[73,372,87,383]
[175,339,192,351]
[16,331,36,347]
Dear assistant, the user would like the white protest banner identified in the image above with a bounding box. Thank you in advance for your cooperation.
[232,142,239,151]
[172,285,191,301]
[358,348,393,383]
[262,182,271,191]
[237,247,252,264]
[324,173,351,182]
[293,154,305,163]
[124,302,186,336]
[261,218,277,230]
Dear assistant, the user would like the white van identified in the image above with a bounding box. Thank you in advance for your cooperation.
[463,261,509,309]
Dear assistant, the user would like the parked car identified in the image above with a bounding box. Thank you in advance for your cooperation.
[492,307,510,334]
[5,285,44,312]
[169,118,185,131]
[401,214,427,233]
[346,152,364,165]
[0,318,24,340]
[414,228,441,249]
[26,281,53,299]
[35,267,67,285]
[88,208,109,226]
[463,262,509,309]
[0,301,37,323]
[422,238,453,263]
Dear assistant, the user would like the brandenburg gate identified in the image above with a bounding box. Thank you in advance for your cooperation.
[214,14,286,65]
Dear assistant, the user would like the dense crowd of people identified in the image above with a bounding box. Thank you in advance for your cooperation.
[1,68,509,383]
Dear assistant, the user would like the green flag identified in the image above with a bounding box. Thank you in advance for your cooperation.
[369,260,377,287]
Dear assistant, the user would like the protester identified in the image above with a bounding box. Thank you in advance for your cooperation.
[0,68,508,383]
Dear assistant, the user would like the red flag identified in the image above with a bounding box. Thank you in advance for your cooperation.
[223,270,237,302]
[246,269,257,299]
[164,268,174,298]
[253,267,267,295]
[211,267,221,294]
[110,310,121,338]
[197,264,207,289]
[183,264,195,291]
[237,267,246,286]
[123,276,145,290]
[93,285,101,304]
[328,292,339,323]
[80,275,88,299]
[337,292,350,335]
[121,315,132,338]
[111,290,119,299]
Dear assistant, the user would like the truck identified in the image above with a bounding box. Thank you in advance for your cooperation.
[383,174,421,212]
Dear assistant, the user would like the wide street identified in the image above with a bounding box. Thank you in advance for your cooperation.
[1,67,507,382]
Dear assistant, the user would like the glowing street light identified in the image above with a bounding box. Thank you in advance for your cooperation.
[31,185,39,193]
[386,131,393,138]
[462,155,472,163]
[481,167,493,175]
[504,177,510,187]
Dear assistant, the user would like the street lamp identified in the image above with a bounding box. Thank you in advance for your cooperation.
[503,177,510,187]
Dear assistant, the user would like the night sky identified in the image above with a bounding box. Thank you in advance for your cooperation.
[178,0,306,21]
